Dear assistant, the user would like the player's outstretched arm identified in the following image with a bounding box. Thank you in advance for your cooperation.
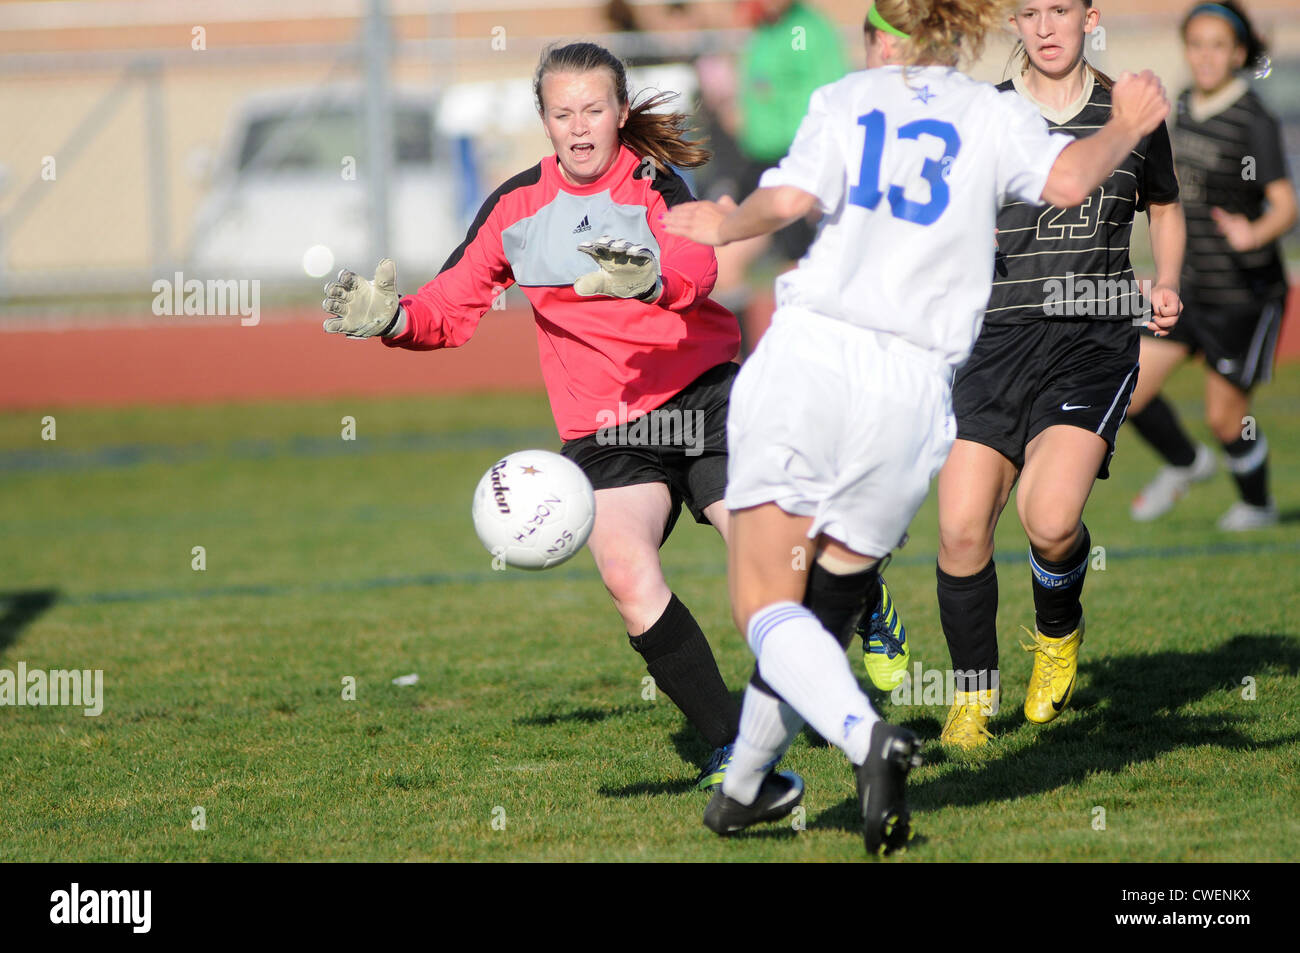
[662,187,817,246]
[1042,70,1170,209]
[321,259,402,338]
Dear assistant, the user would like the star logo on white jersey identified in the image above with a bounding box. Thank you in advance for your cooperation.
[912,85,936,104]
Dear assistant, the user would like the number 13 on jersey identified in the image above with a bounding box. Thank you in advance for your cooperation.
[848,109,961,226]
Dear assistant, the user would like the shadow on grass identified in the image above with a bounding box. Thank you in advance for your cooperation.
[600,713,741,799]
[513,703,645,728]
[1279,508,1300,525]
[597,778,697,798]
[0,588,59,653]
[809,633,1300,831]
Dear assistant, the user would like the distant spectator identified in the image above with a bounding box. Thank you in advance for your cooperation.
[709,0,848,349]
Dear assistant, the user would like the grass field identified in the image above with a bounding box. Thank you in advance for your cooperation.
[1,363,1297,862]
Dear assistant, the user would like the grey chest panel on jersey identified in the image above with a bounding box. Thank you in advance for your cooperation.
[501,189,662,287]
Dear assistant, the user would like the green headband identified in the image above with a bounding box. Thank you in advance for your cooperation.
[867,3,910,39]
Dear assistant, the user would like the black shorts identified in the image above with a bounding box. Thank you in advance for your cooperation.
[560,362,736,545]
[739,160,816,262]
[1152,294,1285,391]
[953,320,1140,479]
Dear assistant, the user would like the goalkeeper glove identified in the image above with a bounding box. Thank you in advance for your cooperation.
[322,259,402,338]
[574,235,661,301]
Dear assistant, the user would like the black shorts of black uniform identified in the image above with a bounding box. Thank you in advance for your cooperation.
[739,160,816,262]
[1148,294,1286,392]
[953,320,1139,479]
[560,362,737,545]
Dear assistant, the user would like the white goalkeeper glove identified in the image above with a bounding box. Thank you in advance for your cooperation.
[574,235,662,301]
[322,258,403,338]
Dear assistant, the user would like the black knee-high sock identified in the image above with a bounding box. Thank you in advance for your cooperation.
[803,562,880,650]
[1222,433,1270,506]
[937,560,999,693]
[628,594,740,748]
[1029,525,1090,638]
[1129,397,1197,467]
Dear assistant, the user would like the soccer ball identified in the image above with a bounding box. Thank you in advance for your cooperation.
[471,449,596,570]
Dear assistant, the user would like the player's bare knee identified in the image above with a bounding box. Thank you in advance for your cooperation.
[1023,514,1081,561]
[597,551,662,607]
[938,520,995,572]
[1207,410,1244,444]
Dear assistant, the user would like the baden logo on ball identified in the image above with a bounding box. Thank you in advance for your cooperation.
[471,450,596,570]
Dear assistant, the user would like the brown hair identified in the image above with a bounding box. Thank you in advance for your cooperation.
[1005,0,1114,90]
[533,42,711,171]
[864,0,1014,67]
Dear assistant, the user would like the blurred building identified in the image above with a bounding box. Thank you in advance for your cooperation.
[0,0,1296,310]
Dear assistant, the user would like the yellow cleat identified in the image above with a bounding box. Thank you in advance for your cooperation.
[940,689,998,749]
[861,578,909,692]
[1021,618,1085,724]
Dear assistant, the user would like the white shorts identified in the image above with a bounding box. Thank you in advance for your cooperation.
[725,306,957,557]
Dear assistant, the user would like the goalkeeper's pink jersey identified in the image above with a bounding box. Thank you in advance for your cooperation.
[386,145,740,441]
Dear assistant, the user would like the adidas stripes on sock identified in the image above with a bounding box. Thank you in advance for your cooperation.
[1128,396,1198,468]
[628,593,740,749]
[1029,525,1090,638]
[747,602,879,765]
[1222,433,1270,507]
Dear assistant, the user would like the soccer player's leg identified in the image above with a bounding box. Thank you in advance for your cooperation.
[703,502,813,835]
[936,440,1017,748]
[1127,334,1212,521]
[671,361,747,787]
[713,504,919,852]
[1016,426,1108,724]
[1199,299,1283,530]
[583,482,741,769]
[936,324,1029,748]
[1206,370,1276,529]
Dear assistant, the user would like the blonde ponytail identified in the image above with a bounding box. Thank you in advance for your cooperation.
[867,0,1015,66]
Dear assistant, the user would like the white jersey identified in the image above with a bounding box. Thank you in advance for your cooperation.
[760,65,1074,369]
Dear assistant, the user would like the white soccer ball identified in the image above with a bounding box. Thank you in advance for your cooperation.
[471,449,596,570]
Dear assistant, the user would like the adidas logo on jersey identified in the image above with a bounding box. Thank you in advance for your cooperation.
[573,215,592,234]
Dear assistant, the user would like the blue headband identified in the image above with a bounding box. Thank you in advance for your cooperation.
[1187,3,1249,44]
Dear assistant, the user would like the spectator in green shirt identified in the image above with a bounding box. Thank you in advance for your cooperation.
[709,0,848,350]
[738,0,849,169]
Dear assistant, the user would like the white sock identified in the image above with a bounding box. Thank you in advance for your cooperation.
[748,601,878,765]
[721,683,803,805]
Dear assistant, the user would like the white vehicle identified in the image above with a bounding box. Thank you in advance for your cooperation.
[187,85,480,284]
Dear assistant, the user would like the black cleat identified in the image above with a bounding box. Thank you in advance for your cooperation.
[703,771,805,835]
[856,721,922,856]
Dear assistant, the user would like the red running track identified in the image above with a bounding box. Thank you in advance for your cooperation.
[2,289,1296,409]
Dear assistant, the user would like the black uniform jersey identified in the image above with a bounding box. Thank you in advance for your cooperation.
[1173,80,1290,307]
[985,71,1180,326]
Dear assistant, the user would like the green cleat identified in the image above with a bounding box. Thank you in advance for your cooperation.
[860,578,910,691]
[694,744,733,791]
